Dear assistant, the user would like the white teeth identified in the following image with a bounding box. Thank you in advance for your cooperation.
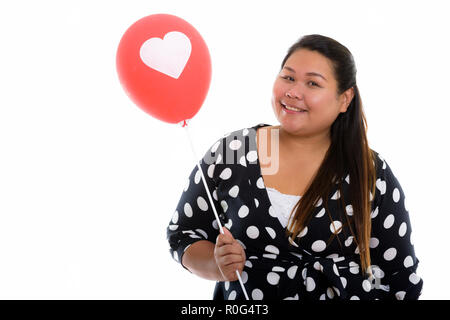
[286,105,301,112]
[281,102,306,112]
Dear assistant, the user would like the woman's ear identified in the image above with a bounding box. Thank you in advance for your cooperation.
[340,87,355,113]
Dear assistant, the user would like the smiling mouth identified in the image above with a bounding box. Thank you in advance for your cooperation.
[280,101,307,113]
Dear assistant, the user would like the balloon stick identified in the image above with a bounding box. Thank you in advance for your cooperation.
[182,121,250,301]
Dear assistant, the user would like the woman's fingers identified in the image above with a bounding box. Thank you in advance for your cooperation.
[215,227,234,247]
[213,227,247,281]
[218,258,246,282]
[222,264,245,281]
[215,243,242,256]
[216,253,245,266]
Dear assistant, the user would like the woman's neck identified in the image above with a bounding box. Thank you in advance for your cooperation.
[278,126,331,160]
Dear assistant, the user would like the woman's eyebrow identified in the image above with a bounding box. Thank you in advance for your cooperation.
[283,66,328,81]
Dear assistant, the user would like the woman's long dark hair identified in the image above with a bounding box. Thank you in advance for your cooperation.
[282,35,377,275]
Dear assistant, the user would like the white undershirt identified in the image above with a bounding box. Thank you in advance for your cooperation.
[266,187,302,228]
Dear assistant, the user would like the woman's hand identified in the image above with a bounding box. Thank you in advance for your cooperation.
[214,227,246,282]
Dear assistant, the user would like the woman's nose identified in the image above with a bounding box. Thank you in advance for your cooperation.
[286,88,302,100]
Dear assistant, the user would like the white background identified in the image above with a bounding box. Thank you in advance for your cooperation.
[0,0,448,299]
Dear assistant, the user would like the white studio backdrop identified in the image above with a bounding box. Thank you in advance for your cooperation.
[0,0,448,299]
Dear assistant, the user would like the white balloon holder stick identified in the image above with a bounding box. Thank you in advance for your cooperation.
[181,120,250,301]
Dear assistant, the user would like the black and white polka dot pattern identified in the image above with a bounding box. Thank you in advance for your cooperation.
[167,123,423,300]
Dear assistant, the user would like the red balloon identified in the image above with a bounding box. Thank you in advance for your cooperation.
[116,14,212,124]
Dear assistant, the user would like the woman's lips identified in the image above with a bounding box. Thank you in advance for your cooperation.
[280,101,308,114]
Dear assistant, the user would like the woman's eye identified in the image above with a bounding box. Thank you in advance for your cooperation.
[281,75,294,81]
[308,81,319,87]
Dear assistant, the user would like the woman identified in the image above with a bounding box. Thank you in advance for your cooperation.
[167,34,423,300]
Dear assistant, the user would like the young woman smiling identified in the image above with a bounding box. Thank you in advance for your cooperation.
[167,34,423,300]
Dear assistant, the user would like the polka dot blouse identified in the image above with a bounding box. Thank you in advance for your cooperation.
[167,123,423,300]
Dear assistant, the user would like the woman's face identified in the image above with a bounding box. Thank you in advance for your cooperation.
[271,49,353,138]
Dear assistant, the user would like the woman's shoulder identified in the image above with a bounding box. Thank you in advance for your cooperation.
[202,124,271,166]
[370,149,402,181]
[208,123,273,152]
[370,148,387,175]
[369,148,406,207]
[224,123,273,138]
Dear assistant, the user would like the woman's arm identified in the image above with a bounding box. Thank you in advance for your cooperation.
[370,153,423,299]
[183,227,246,282]
[166,137,224,274]
[182,240,224,281]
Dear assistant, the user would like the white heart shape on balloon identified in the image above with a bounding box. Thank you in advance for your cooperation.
[140,31,192,79]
